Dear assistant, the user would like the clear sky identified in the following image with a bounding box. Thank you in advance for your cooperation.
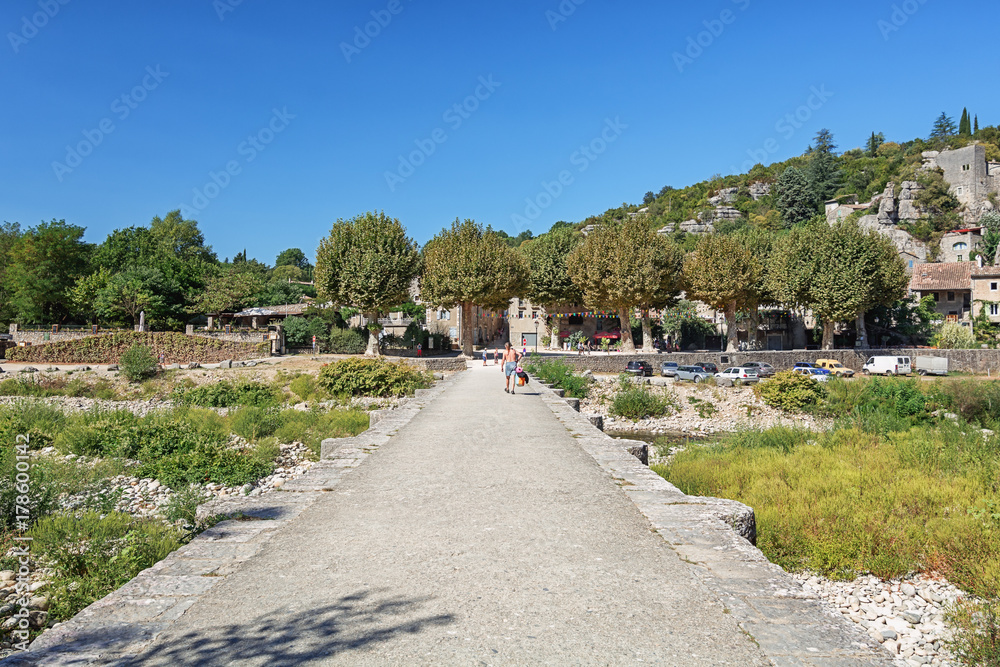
[2,0,997,264]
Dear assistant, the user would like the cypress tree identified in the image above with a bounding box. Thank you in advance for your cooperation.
[959,108,971,136]
[975,115,980,134]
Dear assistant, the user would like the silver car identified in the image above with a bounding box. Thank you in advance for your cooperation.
[675,365,713,383]
[660,361,679,377]
[742,362,775,378]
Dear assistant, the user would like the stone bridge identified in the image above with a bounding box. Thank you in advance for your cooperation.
[4,366,890,665]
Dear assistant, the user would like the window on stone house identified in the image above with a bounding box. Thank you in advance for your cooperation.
[957,255,963,262]
[933,292,939,302]
[948,292,955,301]
[953,242,968,250]
[956,187,964,196]
[992,304,1000,316]
[992,282,998,291]
[963,164,971,171]
[909,260,914,268]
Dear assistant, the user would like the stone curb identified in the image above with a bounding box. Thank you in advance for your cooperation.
[2,373,465,666]
[528,375,893,666]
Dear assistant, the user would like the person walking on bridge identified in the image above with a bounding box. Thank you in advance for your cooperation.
[502,342,521,394]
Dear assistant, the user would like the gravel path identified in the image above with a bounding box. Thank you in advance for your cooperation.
[116,365,769,666]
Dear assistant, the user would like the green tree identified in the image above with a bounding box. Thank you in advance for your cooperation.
[521,227,583,348]
[776,167,815,227]
[0,222,23,325]
[275,248,311,271]
[683,234,762,352]
[979,212,1000,265]
[974,115,980,134]
[95,269,163,326]
[566,217,683,353]
[865,132,885,157]
[190,269,266,319]
[769,220,908,350]
[421,219,527,357]
[6,220,91,324]
[149,210,216,263]
[959,108,971,136]
[314,211,421,356]
[806,129,841,205]
[931,112,957,140]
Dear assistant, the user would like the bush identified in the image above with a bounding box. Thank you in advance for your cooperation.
[933,322,977,349]
[29,512,183,623]
[162,484,209,526]
[171,380,279,408]
[230,407,281,442]
[317,358,430,397]
[523,358,590,399]
[755,371,827,412]
[119,345,158,382]
[273,408,369,456]
[927,378,1000,427]
[610,378,678,421]
[327,327,367,355]
[946,598,1000,666]
[289,374,318,401]
[139,443,273,489]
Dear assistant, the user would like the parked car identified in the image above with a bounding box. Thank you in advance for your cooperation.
[675,365,713,383]
[660,361,679,377]
[816,359,855,377]
[714,367,760,386]
[914,356,948,376]
[625,360,653,377]
[792,367,830,383]
[692,362,719,374]
[793,362,831,375]
[741,362,775,378]
[862,356,911,376]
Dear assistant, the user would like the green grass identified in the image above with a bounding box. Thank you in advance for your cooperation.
[610,375,679,421]
[523,358,590,399]
[654,421,1000,598]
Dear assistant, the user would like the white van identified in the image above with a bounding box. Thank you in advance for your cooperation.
[862,355,912,376]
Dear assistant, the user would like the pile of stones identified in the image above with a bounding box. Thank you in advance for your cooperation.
[791,571,967,666]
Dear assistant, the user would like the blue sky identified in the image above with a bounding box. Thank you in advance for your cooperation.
[2,0,997,264]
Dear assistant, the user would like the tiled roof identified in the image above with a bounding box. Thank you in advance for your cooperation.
[909,263,973,291]
[971,266,1000,279]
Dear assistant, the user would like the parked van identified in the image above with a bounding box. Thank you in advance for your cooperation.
[914,356,948,376]
[862,356,911,376]
[816,359,855,377]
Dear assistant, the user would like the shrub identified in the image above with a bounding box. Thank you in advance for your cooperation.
[119,345,159,382]
[162,484,209,526]
[230,407,281,442]
[927,378,1000,427]
[317,358,430,397]
[289,374,318,401]
[327,327,367,355]
[171,380,279,408]
[945,598,1000,666]
[933,322,977,349]
[274,408,369,456]
[755,371,827,412]
[29,512,183,623]
[139,443,273,489]
[523,358,590,399]
[611,379,678,421]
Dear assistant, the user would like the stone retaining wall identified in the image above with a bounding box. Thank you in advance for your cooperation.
[553,349,1000,374]
[11,330,106,345]
[191,331,270,344]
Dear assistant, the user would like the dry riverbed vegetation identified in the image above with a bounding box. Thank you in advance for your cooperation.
[0,349,433,653]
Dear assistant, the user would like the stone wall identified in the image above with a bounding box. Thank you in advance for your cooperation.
[552,348,1000,374]
[192,331,270,345]
[11,330,111,345]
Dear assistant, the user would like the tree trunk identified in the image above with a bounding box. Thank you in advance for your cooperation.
[619,308,636,353]
[748,307,761,350]
[364,312,381,357]
[724,304,739,352]
[460,301,474,358]
[792,310,808,349]
[855,312,870,349]
[550,320,560,350]
[641,312,653,352]
[821,318,836,350]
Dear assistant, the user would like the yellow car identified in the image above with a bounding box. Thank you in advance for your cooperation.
[816,359,855,377]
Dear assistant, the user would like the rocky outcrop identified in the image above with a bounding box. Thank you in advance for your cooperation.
[749,182,771,200]
[897,181,924,221]
[708,187,738,206]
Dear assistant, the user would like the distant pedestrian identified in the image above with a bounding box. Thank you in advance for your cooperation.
[482,348,488,366]
[502,342,521,394]
[494,347,500,366]
[417,343,422,358]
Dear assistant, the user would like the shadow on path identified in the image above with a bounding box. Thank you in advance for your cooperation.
[30,590,454,667]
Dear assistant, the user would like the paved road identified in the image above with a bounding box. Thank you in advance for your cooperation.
[123,365,770,666]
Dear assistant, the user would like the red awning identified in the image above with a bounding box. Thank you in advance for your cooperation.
[593,331,620,339]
